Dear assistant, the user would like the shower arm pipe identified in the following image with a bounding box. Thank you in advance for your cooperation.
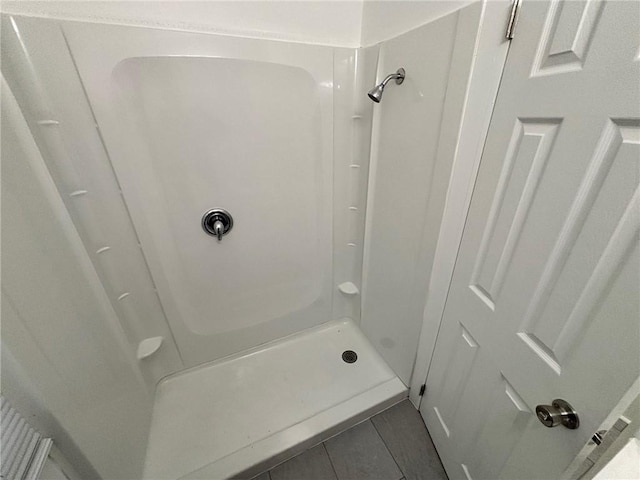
[368,67,405,103]
[379,69,405,87]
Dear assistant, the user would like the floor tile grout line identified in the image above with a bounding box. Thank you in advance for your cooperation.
[322,441,341,480]
[370,417,406,480]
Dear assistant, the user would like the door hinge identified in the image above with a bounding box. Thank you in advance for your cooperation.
[505,0,522,40]
[419,384,426,396]
[589,430,607,446]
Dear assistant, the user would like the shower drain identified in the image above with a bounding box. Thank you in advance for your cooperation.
[342,350,358,364]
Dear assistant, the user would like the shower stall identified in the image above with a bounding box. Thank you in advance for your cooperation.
[1,6,447,478]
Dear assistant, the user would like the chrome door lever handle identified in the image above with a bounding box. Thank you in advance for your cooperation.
[535,399,579,429]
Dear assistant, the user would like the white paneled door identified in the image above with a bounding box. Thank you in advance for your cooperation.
[420,1,639,479]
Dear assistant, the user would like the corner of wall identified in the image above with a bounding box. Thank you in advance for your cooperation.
[360,0,475,47]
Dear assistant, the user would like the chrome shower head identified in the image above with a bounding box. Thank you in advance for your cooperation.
[367,68,405,103]
[367,84,385,103]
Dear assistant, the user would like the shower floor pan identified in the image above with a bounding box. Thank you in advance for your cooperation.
[143,319,407,479]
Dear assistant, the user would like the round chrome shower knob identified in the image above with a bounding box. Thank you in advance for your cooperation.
[202,209,233,242]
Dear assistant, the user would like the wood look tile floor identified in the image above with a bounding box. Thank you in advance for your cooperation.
[251,400,448,480]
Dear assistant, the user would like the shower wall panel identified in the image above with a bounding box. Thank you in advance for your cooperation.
[1,15,185,386]
[1,77,152,480]
[362,4,483,385]
[63,23,335,367]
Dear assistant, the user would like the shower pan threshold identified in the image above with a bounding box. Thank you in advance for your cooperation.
[142,318,407,480]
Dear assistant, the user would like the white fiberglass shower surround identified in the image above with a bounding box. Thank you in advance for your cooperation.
[64,23,340,367]
[1,9,415,479]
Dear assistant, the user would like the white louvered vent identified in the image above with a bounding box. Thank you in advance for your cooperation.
[1,396,52,480]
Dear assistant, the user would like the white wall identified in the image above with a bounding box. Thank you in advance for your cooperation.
[1,0,479,48]
[361,0,473,46]
[332,45,379,322]
[1,14,186,386]
[361,3,483,385]
[59,18,339,367]
[1,77,154,479]
[0,0,365,47]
